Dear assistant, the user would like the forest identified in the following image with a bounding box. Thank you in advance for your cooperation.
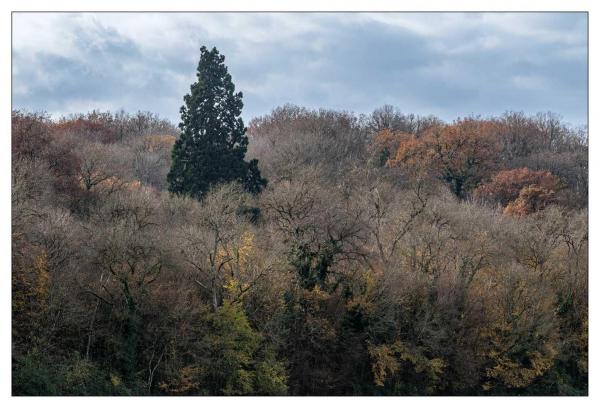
[12,48,588,396]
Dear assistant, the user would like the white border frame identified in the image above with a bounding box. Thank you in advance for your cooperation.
[1,1,595,407]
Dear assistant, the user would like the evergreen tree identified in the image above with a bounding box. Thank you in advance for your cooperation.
[168,46,266,199]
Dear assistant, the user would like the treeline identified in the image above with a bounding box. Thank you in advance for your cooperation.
[12,106,587,395]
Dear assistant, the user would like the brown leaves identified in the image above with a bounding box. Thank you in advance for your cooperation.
[372,129,414,161]
[143,135,177,152]
[474,167,562,216]
[55,116,119,144]
[474,167,562,205]
[12,111,52,159]
[503,185,558,216]
[379,119,503,197]
[12,246,52,353]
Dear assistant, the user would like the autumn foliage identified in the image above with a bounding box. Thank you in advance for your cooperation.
[55,116,119,144]
[502,185,557,216]
[382,119,503,197]
[473,167,563,216]
[12,108,587,396]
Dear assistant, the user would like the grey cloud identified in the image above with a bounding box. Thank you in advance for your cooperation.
[12,12,588,126]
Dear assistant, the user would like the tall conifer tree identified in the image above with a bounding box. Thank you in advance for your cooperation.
[168,46,266,199]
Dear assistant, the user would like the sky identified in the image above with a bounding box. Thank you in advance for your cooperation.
[12,12,588,126]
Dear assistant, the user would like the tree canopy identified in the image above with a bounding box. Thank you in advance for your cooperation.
[167,46,266,199]
[12,103,587,396]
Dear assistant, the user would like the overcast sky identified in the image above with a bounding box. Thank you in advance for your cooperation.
[12,12,588,126]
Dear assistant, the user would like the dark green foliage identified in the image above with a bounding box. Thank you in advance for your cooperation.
[12,351,133,396]
[118,309,140,383]
[12,350,59,396]
[167,46,266,199]
[282,288,339,395]
[289,240,340,291]
[157,303,288,396]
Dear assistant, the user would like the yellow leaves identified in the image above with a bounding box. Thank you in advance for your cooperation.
[236,231,254,270]
[216,231,255,272]
[345,270,378,314]
[223,277,250,299]
[485,349,556,389]
[13,249,50,315]
[223,277,240,293]
[311,284,324,297]
[480,314,559,391]
[359,268,380,296]
[428,358,446,380]
[33,251,50,309]
[362,269,376,294]
[219,231,256,301]
[368,343,399,387]
[110,373,122,387]
[368,340,446,388]
[394,342,445,382]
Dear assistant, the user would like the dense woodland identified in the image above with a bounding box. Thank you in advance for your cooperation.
[12,48,588,397]
[12,105,588,396]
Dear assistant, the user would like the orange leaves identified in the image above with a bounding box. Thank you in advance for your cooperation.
[372,129,414,161]
[474,167,562,216]
[377,119,503,197]
[375,119,565,209]
[503,185,557,216]
[387,134,426,169]
[474,167,561,206]
[416,119,502,173]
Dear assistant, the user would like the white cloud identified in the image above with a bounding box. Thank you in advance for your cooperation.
[12,12,588,125]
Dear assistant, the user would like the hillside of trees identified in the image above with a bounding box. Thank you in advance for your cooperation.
[12,104,588,395]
